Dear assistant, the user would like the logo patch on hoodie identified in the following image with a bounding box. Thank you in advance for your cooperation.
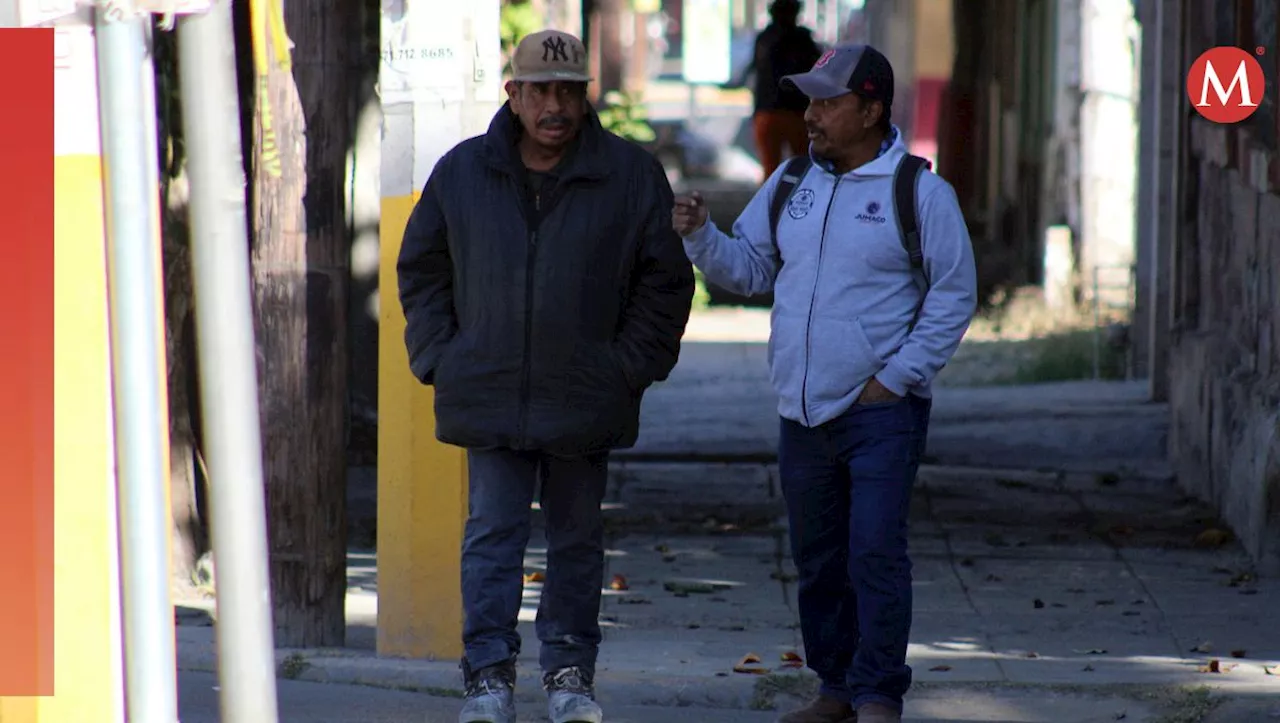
[856,200,887,224]
[787,188,816,219]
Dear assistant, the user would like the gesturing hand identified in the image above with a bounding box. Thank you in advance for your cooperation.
[672,192,708,237]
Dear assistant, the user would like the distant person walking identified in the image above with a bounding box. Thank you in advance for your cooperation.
[745,0,823,181]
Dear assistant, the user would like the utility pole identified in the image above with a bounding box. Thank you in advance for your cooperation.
[94,8,178,723]
[376,0,502,659]
[239,0,355,646]
[177,0,282,720]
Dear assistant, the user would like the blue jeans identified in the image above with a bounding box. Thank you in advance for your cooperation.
[461,448,609,677]
[779,394,931,712]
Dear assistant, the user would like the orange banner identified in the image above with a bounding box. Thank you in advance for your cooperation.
[0,27,56,698]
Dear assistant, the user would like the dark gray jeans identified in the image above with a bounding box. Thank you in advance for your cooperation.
[461,448,609,677]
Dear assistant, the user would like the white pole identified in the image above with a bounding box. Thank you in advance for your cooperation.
[177,1,282,720]
[94,8,179,723]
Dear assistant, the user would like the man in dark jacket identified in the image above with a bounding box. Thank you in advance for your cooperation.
[745,0,823,181]
[396,28,695,723]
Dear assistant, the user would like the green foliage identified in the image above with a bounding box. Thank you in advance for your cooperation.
[596,90,656,143]
[500,0,540,75]
[1005,329,1126,384]
[692,268,711,310]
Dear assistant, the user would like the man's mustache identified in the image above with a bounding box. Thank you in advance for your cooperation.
[539,116,571,128]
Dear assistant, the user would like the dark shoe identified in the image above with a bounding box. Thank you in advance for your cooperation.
[855,702,902,723]
[543,666,603,723]
[459,661,516,723]
[777,694,856,723]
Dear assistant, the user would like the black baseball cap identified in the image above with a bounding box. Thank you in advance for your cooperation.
[781,43,894,107]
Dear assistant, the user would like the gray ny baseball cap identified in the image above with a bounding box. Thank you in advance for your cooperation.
[781,43,895,106]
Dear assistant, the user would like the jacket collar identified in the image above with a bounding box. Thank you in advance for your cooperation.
[482,103,611,182]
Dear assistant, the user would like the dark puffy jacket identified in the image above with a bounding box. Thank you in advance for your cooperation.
[751,24,822,113]
[397,104,695,456]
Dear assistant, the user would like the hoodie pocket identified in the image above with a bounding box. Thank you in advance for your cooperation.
[804,316,884,406]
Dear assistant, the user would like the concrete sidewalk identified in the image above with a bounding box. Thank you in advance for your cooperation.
[618,341,1170,474]
[176,468,1277,722]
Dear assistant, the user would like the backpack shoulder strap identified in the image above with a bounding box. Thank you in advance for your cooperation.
[893,153,930,279]
[769,155,813,244]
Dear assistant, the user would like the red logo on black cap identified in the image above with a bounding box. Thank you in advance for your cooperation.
[814,50,835,69]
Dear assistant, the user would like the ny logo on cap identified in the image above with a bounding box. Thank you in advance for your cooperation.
[542,35,569,62]
[814,49,835,69]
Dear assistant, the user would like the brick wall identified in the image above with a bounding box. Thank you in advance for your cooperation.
[1168,117,1280,571]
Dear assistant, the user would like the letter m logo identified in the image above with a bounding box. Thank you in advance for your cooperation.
[1186,46,1266,124]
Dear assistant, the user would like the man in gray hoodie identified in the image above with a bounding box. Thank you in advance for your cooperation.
[672,44,977,723]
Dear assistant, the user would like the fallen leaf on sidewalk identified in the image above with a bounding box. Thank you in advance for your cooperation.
[732,653,769,675]
[610,574,630,591]
[1198,659,1237,674]
[1264,665,1277,675]
[1195,528,1233,548]
[1033,599,1046,609]
[928,665,952,672]
[524,572,545,584]
[1024,652,1040,659]
[780,651,804,663]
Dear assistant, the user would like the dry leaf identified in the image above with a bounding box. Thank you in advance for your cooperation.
[1033,599,1046,609]
[610,574,629,591]
[1024,652,1040,659]
[929,665,952,672]
[732,652,768,675]
[1195,528,1233,548]
[1263,665,1277,675]
[780,651,804,663]
[1199,659,1221,674]
[523,571,545,584]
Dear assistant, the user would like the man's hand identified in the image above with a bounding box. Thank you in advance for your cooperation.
[857,377,902,405]
[673,192,708,236]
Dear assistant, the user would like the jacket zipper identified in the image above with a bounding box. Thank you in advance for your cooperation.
[798,179,841,427]
[516,191,540,447]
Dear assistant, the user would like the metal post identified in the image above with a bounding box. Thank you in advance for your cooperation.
[96,9,177,723]
[94,9,179,723]
[177,1,282,721]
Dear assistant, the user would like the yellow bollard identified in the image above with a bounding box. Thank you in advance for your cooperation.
[376,0,503,660]
[0,18,125,723]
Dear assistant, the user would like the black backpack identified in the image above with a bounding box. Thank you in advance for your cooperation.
[767,153,933,285]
